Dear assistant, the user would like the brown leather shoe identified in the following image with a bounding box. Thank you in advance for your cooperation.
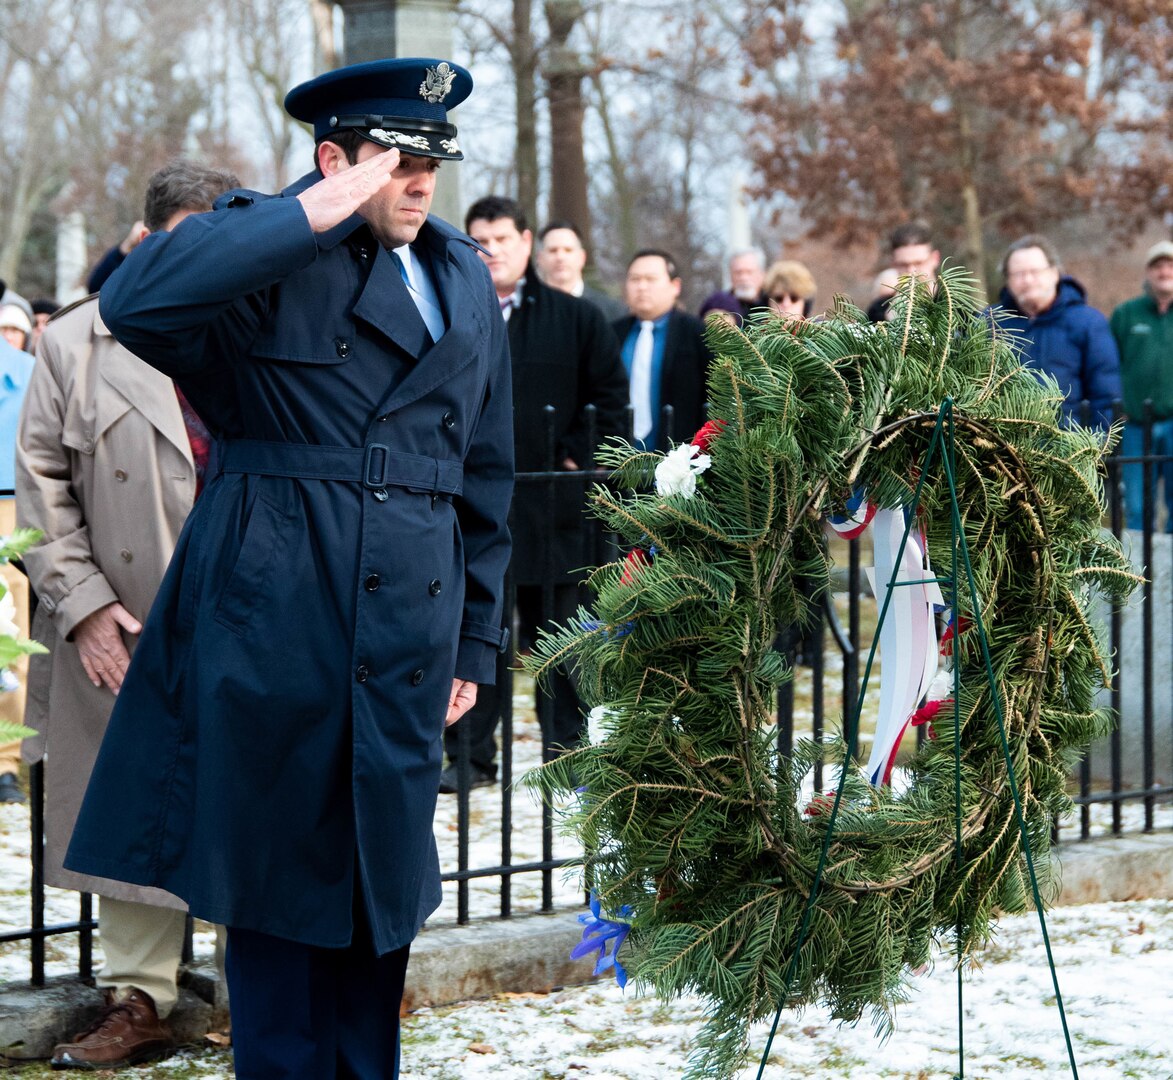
[51,988,173,1070]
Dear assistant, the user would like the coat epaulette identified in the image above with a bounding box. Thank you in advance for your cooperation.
[213,188,273,211]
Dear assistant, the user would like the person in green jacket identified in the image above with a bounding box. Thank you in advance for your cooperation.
[1111,240,1173,531]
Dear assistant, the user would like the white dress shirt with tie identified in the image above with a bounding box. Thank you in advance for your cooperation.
[391,244,446,342]
[629,319,656,443]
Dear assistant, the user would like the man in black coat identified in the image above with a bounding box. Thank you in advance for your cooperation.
[443,196,629,790]
[613,249,714,450]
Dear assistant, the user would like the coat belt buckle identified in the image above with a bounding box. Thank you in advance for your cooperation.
[363,443,390,490]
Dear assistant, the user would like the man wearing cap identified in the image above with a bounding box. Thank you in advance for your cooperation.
[0,303,33,353]
[64,58,513,1078]
[1112,240,1173,531]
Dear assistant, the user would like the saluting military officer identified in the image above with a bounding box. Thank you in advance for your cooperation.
[64,58,513,1079]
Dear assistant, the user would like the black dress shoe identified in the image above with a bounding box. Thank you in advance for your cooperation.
[438,763,496,795]
[0,772,25,804]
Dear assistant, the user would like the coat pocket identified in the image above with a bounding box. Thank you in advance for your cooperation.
[213,485,293,635]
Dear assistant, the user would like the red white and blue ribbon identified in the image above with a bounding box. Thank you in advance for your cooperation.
[828,489,877,540]
[830,497,943,786]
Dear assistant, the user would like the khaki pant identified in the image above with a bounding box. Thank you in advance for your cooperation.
[0,499,29,777]
[97,897,226,1018]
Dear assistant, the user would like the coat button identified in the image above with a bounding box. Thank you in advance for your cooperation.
[120,549,133,562]
[441,411,456,429]
[364,574,381,592]
[83,438,94,453]
[411,669,425,686]
[335,338,351,358]
[356,665,370,683]
[428,579,441,596]
[114,468,127,482]
[373,488,389,502]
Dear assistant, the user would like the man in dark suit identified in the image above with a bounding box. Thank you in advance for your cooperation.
[536,220,626,322]
[614,249,713,450]
[65,59,513,1079]
[444,196,628,791]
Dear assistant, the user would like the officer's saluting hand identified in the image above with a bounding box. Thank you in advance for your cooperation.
[296,145,401,233]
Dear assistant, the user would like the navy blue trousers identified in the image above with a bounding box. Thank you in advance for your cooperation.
[225,917,410,1080]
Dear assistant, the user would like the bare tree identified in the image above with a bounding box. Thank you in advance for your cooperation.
[0,0,80,283]
[581,1,745,305]
[216,0,314,188]
[544,0,590,243]
[0,0,331,292]
[457,0,540,226]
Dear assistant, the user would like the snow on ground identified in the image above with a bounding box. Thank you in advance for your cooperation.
[405,900,1173,1079]
[3,669,1171,1078]
[2,899,1170,1078]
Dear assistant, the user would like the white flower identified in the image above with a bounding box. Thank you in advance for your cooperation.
[0,588,18,639]
[654,443,711,498]
[586,705,617,746]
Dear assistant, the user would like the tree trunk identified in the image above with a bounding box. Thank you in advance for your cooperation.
[512,0,539,230]
[544,0,590,245]
[589,69,636,263]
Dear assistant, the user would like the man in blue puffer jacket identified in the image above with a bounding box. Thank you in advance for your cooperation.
[995,234,1121,427]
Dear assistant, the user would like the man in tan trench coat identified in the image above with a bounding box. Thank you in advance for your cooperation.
[16,160,238,1070]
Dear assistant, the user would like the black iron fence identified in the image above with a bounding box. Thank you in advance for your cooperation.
[3,400,1171,986]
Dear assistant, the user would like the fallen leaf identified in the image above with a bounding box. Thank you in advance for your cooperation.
[469,1042,496,1055]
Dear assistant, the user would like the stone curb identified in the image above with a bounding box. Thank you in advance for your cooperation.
[2,832,1170,1060]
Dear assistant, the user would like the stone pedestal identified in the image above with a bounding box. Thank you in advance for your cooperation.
[55,211,88,305]
[1091,530,1172,787]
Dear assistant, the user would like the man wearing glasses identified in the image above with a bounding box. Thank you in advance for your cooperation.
[995,234,1120,427]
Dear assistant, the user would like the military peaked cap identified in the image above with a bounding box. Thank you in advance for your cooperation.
[285,57,472,162]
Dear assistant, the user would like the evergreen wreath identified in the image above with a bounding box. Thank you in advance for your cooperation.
[526,267,1139,1079]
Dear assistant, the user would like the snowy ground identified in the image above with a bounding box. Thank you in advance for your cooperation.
[3,639,1171,1077]
[1,899,1171,1078]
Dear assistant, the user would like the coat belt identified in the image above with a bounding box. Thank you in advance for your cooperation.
[214,439,464,496]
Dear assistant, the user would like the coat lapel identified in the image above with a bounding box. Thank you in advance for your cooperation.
[660,311,683,390]
[351,245,433,360]
[94,309,193,468]
[375,226,488,415]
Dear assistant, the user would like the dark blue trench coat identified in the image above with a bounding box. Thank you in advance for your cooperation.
[65,173,514,955]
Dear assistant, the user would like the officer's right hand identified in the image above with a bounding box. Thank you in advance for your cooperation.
[72,601,142,695]
[297,148,401,234]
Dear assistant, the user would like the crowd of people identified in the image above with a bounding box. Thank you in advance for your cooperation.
[0,53,1169,1079]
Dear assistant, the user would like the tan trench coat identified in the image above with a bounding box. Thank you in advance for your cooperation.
[17,296,195,906]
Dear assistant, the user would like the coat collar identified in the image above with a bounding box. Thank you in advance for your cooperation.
[278,173,489,411]
[373,225,489,415]
[93,306,194,467]
[351,239,434,359]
